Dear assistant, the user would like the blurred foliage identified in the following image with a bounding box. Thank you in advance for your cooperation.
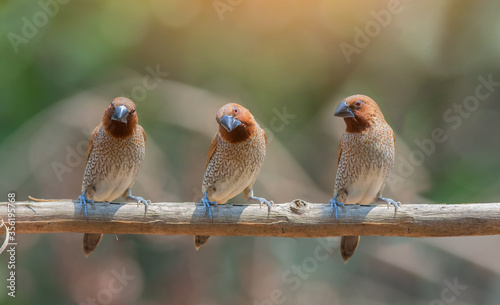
[1,0,500,304]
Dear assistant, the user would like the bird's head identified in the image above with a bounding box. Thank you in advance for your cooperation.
[334,95,386,133]
[216,103,256,143]
[102,97,139,138]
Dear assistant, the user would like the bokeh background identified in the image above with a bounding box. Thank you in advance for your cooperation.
[1,0,500,304]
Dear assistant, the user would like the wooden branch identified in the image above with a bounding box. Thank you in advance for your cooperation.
[0,200,499,237]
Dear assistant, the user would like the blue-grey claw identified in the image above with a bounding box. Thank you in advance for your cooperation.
[249,196,274,214]
[78,191,94,218]
[377,197,401,215]
[127,195,151,213]
[329,194,345,220]
[200,192,217,220]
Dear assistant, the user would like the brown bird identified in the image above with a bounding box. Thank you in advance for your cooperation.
[194,103,272,249]
[330,94,400,262]
[78,97,149,256]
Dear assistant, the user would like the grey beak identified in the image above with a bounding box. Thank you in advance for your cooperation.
[111,105,129,123]
[334,101,355,118]
[220,115,241,132]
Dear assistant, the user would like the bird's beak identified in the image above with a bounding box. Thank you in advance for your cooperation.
[334,101,355,118]
[111,105,129,123]
[220,115,241,132]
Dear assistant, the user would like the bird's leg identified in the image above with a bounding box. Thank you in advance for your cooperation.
[244,187,273,214]
[376,195,401,215]
[199,191,217,220]
[78,190,95,218]
[249,196,274,214]
[125,189,151,213]
[329,193,346,220]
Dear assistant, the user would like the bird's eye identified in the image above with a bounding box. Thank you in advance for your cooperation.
[111,102,115,107]
[131,108,136,113]
[233,107,239,114]
[355,100,363,108]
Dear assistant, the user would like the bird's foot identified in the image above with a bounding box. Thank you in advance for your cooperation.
[377,197,401,215]
[78,191,95,219]
[249,196,274,214]
[127,195,151,213]
[199,192,217,220]
[329,195,346,220]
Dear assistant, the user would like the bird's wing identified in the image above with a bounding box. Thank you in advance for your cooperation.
[85,125,100,163]
[336,141,342,168]
[139,125,147,144]
[205,132,219,170]
[333,141,344,195]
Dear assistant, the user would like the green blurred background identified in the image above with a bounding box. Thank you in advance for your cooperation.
[1,0,500,304]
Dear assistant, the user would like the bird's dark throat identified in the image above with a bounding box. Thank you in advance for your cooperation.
[344,117,371,133]
[219,124,254,143]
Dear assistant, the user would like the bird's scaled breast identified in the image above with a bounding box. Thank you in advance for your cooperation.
[204,132,266,203]
[85,128,145,202]
[338,123,395,205]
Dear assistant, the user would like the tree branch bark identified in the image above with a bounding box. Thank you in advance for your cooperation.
[1,200,499,237]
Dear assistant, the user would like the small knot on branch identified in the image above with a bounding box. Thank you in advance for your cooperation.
[290,199,309,215]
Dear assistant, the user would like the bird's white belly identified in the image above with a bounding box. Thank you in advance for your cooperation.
[345,170,385,205]
[211,170,258,204]
[92,165,135,202]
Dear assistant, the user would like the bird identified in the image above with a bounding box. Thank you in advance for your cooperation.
[329,94,400,262]
[194,103,273,249]
[77,97,149,256]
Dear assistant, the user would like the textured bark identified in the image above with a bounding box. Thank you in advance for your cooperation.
[1,200,499,237]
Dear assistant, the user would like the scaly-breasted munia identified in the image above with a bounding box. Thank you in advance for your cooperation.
[194,103,273,249]
[78,97,149,256]
[330,95,400,262]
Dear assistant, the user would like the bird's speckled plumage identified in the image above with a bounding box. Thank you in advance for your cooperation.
[82,124,146,201]
[195,103,271,249]
[79,97,148,256]
[202,128,267,204]
[331,94,399,262]
[334,115,395,205]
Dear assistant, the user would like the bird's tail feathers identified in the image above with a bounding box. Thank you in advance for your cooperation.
[83,233,103,257]
[194,235,211,250]
[340,235,360,263]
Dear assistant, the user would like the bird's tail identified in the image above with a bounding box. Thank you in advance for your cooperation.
[83,233,103,257]
[340,235,360,262]
[194,235,210,250]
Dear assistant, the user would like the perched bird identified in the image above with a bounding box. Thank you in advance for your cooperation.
[194,103,272,249]
[78,97,149,256]
[330,95,400,262]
